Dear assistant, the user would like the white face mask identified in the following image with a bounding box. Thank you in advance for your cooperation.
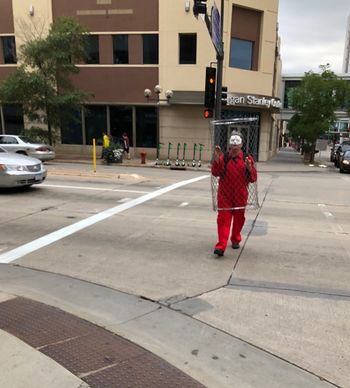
[230,135,242,146]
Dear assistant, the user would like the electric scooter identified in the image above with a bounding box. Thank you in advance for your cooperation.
[155,142,164,165]
[192,143,197,167]
[175,143,180,166]
[181,143,187,167]
[165,142,172,166]
[198,143,204,167]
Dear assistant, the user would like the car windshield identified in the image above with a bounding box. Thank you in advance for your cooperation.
[344,150,350,159]
[18,136,37,144]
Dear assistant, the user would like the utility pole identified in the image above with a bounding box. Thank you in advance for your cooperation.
[214,0,224,120]
[193,0,226,148]
[193,0,225,120]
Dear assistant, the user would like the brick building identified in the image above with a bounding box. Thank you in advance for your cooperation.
[0,0,281,161]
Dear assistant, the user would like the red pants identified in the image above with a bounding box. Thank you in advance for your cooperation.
[215,209,245,251]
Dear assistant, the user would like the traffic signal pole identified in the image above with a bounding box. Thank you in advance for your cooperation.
[214,0,224,121]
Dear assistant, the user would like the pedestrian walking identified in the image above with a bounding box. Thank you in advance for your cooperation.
[101,131,110,159]
[211,132,257,256]
[122,132,130,160]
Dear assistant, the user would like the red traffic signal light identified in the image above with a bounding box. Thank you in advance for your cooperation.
[203,108,213,119]
[204,67,216,109]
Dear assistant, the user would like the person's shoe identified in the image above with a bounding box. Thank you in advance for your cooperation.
[231,243,240,249]
[214,248,224,256]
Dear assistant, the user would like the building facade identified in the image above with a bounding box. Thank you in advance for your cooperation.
[0,0,281,161]
[280,74,350,140]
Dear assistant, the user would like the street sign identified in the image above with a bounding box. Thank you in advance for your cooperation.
[211,2,221,55]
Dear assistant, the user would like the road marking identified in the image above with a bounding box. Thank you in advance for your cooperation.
[318,204,345,234]
[118,198,131,203]
[41,183,148,194]
[323,212,333,217]
[179,202,189,207]
[0,175,209,263]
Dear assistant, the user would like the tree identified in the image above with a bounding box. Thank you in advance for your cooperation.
[288,64,350,162]
[0,17,92,145]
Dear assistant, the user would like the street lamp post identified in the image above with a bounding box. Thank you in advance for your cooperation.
[144,85,173,152]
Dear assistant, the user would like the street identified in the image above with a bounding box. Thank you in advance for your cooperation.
[0,148,349,387]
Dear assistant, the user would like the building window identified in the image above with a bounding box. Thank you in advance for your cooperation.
[84,35,99,64]
[143,34,158,64]
[230,5,261,71]
[229,38,253,70]
[113,35,129,64]
[179,34,196,64]
[1,36,17,64]
[110,106,133,146]
[84,105,107,145]
[3,104,23,134]
[61,109,83,144]
[283,80,300,108]
[136,107,157,148]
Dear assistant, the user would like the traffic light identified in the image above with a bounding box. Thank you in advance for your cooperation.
[193,0,207,17]
[203,108,213,119]
[221,86,228,106]
[204,66,216,109]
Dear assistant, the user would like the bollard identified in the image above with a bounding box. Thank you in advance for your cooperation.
[140,151,146,164]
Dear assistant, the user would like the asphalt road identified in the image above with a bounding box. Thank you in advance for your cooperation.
[0,150,350,387]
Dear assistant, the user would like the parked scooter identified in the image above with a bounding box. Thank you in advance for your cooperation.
[181,143,187,167]
[174,142,181,166]
[197,143,204,167]
[155,142,164,165]
[165,142,172,166]
[191,143,197,167]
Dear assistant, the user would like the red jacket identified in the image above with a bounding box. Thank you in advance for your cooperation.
[211,150,257,209]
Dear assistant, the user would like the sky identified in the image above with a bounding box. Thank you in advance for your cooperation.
[278,0,350,75]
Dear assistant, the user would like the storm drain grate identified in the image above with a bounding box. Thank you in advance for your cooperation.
[0,297,205,388]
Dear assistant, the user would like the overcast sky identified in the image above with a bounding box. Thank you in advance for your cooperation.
[278,0,350,75]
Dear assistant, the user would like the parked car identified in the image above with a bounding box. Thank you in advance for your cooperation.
[334,144,350,167]
[0,134,55,161]
[339,150,350,173]
[0,146,47,188]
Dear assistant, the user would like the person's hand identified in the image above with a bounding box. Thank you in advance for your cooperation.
[214,145,223,160]
[245,156,253,172]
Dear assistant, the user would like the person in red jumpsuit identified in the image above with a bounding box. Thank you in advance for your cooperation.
[211,133,257,256]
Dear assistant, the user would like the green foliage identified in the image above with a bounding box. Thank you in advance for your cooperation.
[288,64,350,144]
[22,126,60,145]
[0,17,92,145]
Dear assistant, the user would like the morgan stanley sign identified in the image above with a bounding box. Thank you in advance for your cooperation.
[227,93,282,110]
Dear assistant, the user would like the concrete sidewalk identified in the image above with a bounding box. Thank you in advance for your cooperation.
[0,147,347,387]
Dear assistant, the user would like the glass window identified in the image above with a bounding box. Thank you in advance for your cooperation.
[60,109,83,144]
[84,35,99,64]
[1,36,17,64]
[84,105,107,145]
[284,80,300,108]
[143,34,158,64]
[229,38,253,70]
[0,135,18,144]
[136,107,157,148]
[3,104,23,134]
[179,34,196,64]
[110,106,133,147]
[113,35,129,64]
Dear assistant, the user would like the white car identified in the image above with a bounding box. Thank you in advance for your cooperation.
[0,146,47,188]
[0,134,55,161]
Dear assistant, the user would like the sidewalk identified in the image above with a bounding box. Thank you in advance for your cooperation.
[51,146,336,177]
